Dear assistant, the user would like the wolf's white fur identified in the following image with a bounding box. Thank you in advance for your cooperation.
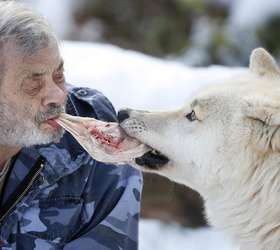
[118,48,280,250]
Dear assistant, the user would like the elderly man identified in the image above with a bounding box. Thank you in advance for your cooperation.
[0,2,142,249]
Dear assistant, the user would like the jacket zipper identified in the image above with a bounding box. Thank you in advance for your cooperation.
[0,161,44,224]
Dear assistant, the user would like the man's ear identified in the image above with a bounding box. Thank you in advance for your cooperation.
[249,48,280,78]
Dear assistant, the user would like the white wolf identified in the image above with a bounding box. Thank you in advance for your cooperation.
[116,48,280,250]
[58,48,280,250]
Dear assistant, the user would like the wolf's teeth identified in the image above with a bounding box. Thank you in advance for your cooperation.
[151,149,162,156]
[151,149,157,154]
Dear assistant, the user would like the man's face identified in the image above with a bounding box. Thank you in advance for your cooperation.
[0,41,67,147]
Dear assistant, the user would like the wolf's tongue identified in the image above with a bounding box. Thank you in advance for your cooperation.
[89,127,122,149]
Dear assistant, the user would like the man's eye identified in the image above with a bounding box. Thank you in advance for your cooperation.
[186,110,197,121]
[54,73,65,84]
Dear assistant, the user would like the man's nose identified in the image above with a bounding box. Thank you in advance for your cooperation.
[41,81,66,107]
[118,109,131,123]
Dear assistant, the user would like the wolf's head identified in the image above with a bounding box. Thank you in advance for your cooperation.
[117,48,280,194]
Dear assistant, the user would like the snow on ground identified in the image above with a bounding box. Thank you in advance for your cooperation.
[139,220,237,250]
[61,40,240,250]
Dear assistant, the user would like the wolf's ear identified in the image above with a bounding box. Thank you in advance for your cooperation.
[245,99,280,151]
[249,48,280,78]
[246,101,280,126]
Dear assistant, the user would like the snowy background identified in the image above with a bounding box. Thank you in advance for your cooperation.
[60,41,244,111]
[139,219,237,250]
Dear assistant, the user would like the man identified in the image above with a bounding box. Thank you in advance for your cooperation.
[0,1,142,249]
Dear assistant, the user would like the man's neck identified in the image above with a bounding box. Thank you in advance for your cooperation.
[0,146,21,170]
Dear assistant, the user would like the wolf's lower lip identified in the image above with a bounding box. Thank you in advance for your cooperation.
[135,150,169,169]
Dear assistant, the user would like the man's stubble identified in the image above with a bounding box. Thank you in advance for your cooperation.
[0,98,65,147]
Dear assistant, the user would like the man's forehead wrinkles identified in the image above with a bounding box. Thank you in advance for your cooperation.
[21,47,62,67]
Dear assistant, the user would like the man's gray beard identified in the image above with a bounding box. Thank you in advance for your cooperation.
[0,101,65,147]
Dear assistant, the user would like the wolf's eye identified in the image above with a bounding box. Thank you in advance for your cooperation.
[186,110,197,121]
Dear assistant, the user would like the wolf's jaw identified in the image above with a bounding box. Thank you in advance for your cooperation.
[135,149,170,170]
[120,124,170,169]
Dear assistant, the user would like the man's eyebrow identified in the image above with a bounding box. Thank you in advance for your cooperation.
[30,60,64,77]
[31,71,46,77]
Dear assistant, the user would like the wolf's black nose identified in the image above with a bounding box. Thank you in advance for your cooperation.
[118,109,130,123]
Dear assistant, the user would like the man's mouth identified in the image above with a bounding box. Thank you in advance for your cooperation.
[44,117,62,129]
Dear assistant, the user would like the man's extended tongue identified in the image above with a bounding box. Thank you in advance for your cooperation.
[56,113,149,156]
[46,119,61,129]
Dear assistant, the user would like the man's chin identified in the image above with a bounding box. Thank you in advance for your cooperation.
[45,128,65,144]
[8,129,65,148]
[35,123,65,145]
[50,129,65,143]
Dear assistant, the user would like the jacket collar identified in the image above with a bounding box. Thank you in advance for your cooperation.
[1,147,41,204]
[36,142,91,187]
[3,138,92,203]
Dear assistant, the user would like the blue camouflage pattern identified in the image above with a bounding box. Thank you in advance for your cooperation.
[0,85,143,250]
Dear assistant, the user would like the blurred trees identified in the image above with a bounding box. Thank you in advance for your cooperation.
[258,16,280,57]
[72,0,280,66]
[74,0,227,58]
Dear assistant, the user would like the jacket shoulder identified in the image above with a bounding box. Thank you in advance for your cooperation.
[66,84,117,122]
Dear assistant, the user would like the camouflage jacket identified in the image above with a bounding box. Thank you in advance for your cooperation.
[0,85,143,250]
